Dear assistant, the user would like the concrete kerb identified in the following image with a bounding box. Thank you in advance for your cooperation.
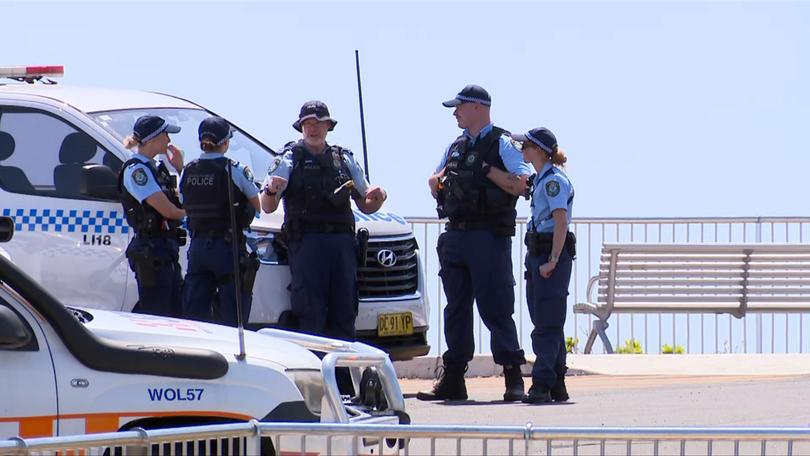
[393,354,810,379]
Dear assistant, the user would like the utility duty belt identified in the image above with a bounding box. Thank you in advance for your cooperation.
[524,231,577,259]
[282,217,355,242]
[135,227,187,247]
[446,220,515,237]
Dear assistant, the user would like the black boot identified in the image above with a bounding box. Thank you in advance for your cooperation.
[550,365,569,402]
[502,365,524,402]
[521,382,552,404]
[416,364,468,401]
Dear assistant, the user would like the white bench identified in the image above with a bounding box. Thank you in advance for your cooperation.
[573,243,810,353]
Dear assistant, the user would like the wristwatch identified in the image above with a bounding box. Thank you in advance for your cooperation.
[548,253,559,263]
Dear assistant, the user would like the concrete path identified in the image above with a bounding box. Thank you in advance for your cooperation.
[394,354,810,378]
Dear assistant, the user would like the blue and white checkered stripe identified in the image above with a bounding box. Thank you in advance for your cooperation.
[2,208,130,234]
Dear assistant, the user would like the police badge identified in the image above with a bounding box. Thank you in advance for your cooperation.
[545,180,561,197]
[132,168,148,186]
[268,157,282,175]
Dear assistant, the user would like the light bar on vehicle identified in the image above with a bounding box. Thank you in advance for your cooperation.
[0,65,64,79]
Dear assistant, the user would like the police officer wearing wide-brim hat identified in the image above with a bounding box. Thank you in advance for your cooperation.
[419,85,532,403]
[180,116,261,327]
[119,115,186,317]
[261,100,387,341]
[514,127,574,404]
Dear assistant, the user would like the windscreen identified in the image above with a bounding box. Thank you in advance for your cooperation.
[90,108,276,179]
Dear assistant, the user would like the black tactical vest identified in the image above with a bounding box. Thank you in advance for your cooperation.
[180,157,254,236]
[440,126,518,235]
[282,142,356,238]
[118,158,180,236]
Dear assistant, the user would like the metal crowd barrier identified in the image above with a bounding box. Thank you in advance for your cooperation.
[3,422,810,455]
[406,216,810,356]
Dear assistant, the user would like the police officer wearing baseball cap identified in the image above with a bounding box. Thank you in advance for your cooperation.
[180,116,262,327]
[119,115,186,317]
[420,85,532,402]
[261,100,387,341]
[515,127,574,404]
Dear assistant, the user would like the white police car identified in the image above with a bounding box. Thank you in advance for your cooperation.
[0,66,429,360]
[0,215,407,453]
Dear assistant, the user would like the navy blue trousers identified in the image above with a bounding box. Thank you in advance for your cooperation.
[127,236,183,318]
[288,233,358,341]
[183,236,252,327]
[437,230,526,367]
[525,248,573,388]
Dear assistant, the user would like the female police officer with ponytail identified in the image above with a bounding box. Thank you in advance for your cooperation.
[180,116,261,327]
[514,127,575,404]
[119,115,186,317]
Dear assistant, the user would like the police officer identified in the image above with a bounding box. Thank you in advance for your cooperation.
[180,116,261,327]
[119,115,186,317]
[419,85,532,402]
[514,127,574,404]
[261,100,387,341]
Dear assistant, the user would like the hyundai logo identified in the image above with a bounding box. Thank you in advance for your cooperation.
[377,249,397,268]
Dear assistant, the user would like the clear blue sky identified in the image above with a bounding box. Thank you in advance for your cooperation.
[4,1,809,218]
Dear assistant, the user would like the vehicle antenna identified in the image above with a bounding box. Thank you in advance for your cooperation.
[226,160,247,360]
[355,50,370,182]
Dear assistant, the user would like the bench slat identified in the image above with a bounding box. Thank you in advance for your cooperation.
[598,270,810,279]
[609,262,810,271]
[612,278,810,286]
[578,302,810,314]
[602,243,810,253]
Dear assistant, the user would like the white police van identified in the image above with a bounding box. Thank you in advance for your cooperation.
[0,215,407,454]
[0,66,429,360]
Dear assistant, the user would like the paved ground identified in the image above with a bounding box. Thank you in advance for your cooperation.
[400,374,810,427]
[391,373,810,455]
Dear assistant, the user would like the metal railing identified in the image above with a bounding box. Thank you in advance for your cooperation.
[406,216,810,355]
[3,422,810,455]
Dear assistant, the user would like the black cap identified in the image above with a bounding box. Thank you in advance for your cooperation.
[513,127,558,155]
[293,100,337,132]
[198,116,233,146]
[132,115,180,143]
[442,84,492,107]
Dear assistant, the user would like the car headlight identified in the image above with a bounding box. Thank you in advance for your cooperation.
[245,231,282,264]
[286,368,324,415]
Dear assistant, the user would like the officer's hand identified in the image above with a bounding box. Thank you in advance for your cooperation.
[267,176,288,194]
[366,186,387,202]
[539,261,556,279]
[166,144,184,171]
[428,175,441,199]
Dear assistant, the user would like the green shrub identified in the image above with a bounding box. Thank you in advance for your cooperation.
[661,344,685,354]
[565,336,579,354]
[616,338,643,354]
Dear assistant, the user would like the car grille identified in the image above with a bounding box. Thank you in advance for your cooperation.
[358,236,419,299]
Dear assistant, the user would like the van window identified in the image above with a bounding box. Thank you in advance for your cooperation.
[0,108,118,200]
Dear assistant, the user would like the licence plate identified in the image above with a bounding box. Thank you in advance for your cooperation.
[377,312,414,337]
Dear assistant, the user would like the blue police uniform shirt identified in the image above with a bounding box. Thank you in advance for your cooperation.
[435,123,534,176]
[263,141,370,197]
[179,152,259,204]
[122,153,163,203]
[529,162,573,233]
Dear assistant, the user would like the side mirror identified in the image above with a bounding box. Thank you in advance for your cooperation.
[0,216,13,243]
[0,306,32,350]
[80,164,119,200]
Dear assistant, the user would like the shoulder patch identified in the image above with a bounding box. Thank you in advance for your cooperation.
[510,138,522,149]
[545,180,561,197]
[132,168,148,186]
[243,165,254,181]
[268,157,282,174]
